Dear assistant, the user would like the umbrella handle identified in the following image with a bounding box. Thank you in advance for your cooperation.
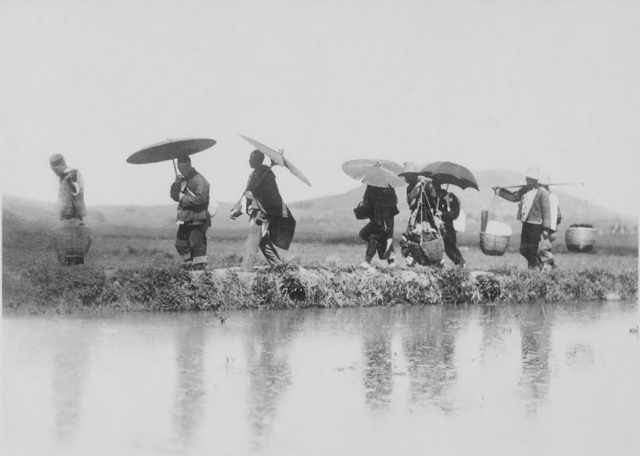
[172,159,178,176]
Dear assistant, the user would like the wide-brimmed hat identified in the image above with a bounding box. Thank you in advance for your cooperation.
[398,161,420,176]
[525,166,540,180]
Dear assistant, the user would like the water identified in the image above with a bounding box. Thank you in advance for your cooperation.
[2,302,638,456]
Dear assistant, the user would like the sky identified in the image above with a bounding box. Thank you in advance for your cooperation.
[2,0,639,216]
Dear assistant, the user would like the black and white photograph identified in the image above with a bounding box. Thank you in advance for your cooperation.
[2,1,638,455]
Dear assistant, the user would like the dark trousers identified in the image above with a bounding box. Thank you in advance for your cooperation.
[520,223,544,269]
[360,218,395,263]
[442,225,464,265]
[175,223,208,264]
[259,237,282,267]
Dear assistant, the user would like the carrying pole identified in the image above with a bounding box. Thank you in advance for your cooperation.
[500,182,585,189]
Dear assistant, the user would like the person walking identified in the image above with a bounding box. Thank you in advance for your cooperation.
[49,154,86,221]
[494,167,551,269]
[398,162,439,266]
[230,150,296,268]
[358,184,399,269]
[433,182,466,267]
[537,174,561,269]
[170,155,215,270]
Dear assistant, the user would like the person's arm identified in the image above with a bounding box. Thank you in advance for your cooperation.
[494,187,520,202]
[170,176,182,202]
[556,205,562,227]
[71,170,84,195]
[441,193,460,223]
[180,175,210,208]
[540,189,551,230]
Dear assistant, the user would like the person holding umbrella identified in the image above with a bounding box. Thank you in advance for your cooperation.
[170,155,214,270]
[493,167,551,269]
[358,184,399,269]
[230,149,296,268]
[342,159,405,269]
[420,161,479,267]
[433,181,465,267]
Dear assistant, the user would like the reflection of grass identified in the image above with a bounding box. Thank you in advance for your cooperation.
[2,221,637,314]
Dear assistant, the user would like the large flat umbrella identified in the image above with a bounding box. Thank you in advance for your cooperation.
[240,135,311,186]
[342,159,405,188]
[420,161,479,191]
[126,138,216,165]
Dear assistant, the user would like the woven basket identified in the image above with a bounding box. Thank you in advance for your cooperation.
[565,226,596,253]
[54,221,92,264]
[420,237,445,263]
[479,232,510,256]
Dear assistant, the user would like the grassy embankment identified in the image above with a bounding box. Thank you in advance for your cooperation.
[3,222,637,315]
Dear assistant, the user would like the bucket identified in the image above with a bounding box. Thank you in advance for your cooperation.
[479,232,510,256]
[565,225,596,252]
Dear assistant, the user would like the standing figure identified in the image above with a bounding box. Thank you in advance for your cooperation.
[358,185,399,269]
[433,182,465,267]
[170,156,214,270]
[494,167,551,269]
[49,154,86,221]
[50,154,90,265]
[537,174,561,269]
[398,162,439,266]
[230,150,296,268]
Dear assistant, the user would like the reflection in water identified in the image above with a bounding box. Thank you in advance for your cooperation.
[519,304,553,414]
[4,301,637,456]
[172,315,206,447]
[362,309,394,410]
[401,307,458,412]
[245,310,304,451]
[52,325,90,442]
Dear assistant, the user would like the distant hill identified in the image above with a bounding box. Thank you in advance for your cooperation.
[3,169,637,241]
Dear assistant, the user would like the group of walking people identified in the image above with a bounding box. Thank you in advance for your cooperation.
[356,161,466,269]
[50,151,560,271]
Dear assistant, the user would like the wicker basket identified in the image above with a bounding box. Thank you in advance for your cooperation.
[565,226,596,253]
[479,232,510,256]
[54,221,92,265]
[420,237,445,263]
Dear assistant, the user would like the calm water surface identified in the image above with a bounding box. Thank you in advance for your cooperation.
[2,302,639,456]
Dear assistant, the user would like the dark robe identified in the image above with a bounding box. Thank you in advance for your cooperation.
[246,165,296,250]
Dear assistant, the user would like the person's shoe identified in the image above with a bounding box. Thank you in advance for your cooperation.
[405,256,415,267]
[191,263,207,271]
[359,261,371,269]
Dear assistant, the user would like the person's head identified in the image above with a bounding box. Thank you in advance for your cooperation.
[249,150,264,169]
[177,155,193,176]
[525,166,539,187]
[49,154,67,177]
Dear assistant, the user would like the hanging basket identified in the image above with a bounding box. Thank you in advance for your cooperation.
[420,237,445,263]
[479,232,510,256]
[565,224,596,253]
[54,220,92,265]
